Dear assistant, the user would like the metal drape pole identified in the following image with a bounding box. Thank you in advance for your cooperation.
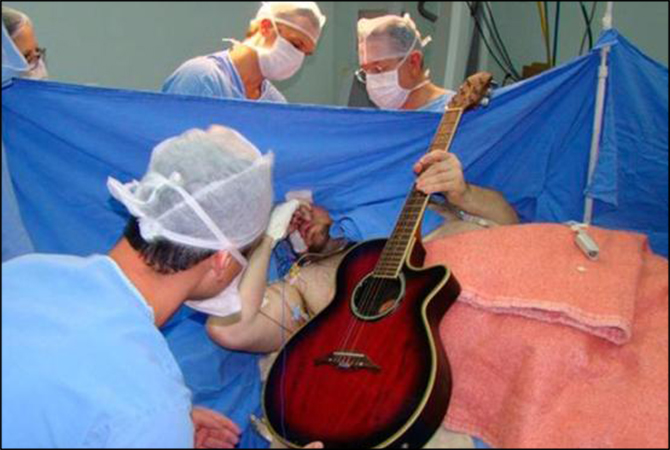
[583,2,614,224]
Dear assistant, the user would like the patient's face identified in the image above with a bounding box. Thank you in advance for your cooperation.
[290,205,332,253]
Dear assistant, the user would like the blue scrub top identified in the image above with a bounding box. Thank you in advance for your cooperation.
[160,48,284,449]
[2,254,194,448]
[162,50,287,104]
[418,91,457,112]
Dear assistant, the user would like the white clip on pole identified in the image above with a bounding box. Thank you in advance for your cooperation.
[567,222,600,261]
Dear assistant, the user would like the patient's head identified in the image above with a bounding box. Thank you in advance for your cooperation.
[289,204,333,253]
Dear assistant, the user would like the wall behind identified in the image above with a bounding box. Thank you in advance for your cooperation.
[483,2,669,84]
[5,1,336,105]
[6,2,668,105]
[5,2,449,106]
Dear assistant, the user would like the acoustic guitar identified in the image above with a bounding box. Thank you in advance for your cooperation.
[264,72,493,448]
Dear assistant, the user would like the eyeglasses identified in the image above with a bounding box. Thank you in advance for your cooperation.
[24,47,46,67]
[354,60,402,84]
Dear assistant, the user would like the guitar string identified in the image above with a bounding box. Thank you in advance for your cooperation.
[328,220,416,438]
[335,214,408,355]
[344,113,454,348]
[340,110,463,362]
[345,195,426,356]
[310,104,478,440]
[338,134,449,355]
[337,185,421,355]
[335,178,420,353]
[346,210,415,348]
[335,107,463,353]
[329,146,454,438]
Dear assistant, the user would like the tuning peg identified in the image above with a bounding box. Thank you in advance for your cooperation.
[479,79,498,108]
[478,88,493,108]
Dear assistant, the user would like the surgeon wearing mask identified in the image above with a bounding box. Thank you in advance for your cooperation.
[356,14,519,231]
[2,6,48,80]
[2,21,35,263]
[163,2,326,103]
[2,125,322,448]
[160,6,326,447]
[357,13,452,113]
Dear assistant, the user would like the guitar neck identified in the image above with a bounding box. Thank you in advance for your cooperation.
[374,108,464,278]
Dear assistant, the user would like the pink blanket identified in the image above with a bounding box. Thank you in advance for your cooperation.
[424,224,668,448]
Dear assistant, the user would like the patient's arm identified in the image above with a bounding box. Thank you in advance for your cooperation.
[208,251,348,353]
[414,151,518,225]
[450,183,519,225]
[206,235,292,353]
[207,281,307,353]
[237,236,274,323]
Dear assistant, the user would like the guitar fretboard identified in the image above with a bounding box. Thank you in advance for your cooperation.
[374,108,464,278]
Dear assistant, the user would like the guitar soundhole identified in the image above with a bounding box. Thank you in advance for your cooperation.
[351,274,405,321]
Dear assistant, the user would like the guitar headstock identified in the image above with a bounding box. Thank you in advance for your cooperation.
[447,72,493,111]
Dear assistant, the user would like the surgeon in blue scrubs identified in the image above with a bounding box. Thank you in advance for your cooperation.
[163,2,326,103]
[161,4,327,447]
[2,21,33,263]
[2,7,49,263]
[1,126,276,448]
[356,13,455,113]
[356,13,519,231]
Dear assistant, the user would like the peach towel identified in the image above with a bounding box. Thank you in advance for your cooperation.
[424,224,668,448]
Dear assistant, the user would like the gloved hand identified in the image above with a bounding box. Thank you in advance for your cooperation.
[266,199,301,247]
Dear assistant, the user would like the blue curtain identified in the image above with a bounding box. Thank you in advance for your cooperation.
[3,30,667,259]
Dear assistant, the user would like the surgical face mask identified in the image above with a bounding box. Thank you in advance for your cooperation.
[365,56,429,110]
[185,252,248,318]
[22,58,48,80]
[253,21,305,81]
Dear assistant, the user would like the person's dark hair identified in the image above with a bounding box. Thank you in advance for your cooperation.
[124,217,215,275]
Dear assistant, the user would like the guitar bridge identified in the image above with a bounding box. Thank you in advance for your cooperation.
[315,351,381,372]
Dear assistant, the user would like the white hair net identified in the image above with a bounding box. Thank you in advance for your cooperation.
[358,13,432,66]
[256,2,327,45]
[108,126,274,261]
[2,22,27,82]
[2,6,31,39]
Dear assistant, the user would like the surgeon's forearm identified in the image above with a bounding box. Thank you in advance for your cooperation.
[238,235,274,321]
[451,184,519,225]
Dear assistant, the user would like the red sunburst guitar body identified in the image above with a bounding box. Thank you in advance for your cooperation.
[264,238,460,448]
